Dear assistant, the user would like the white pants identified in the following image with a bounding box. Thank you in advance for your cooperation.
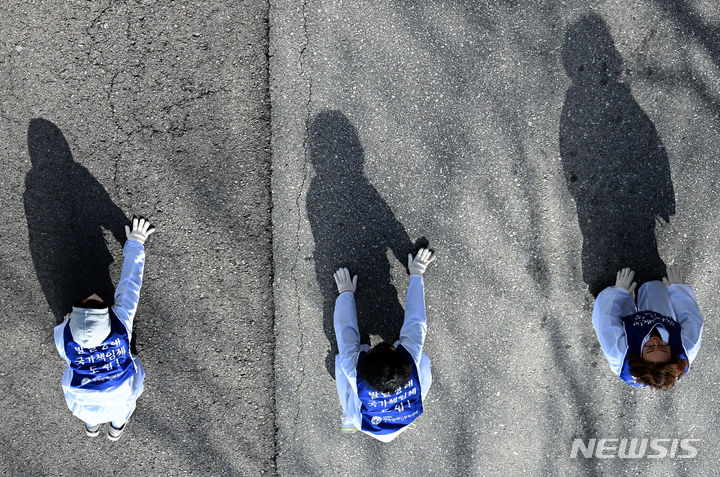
[85,419,127,428]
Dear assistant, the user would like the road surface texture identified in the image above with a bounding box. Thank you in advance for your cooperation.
[2,0,720,476]
[0,1,274,475]
[270,1,720,476]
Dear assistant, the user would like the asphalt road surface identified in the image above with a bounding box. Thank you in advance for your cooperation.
[2,0,720,476]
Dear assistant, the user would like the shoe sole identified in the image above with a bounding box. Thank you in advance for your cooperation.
[107,425,125,441]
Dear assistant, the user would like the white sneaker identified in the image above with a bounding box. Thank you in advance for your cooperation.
[107,423,126,441]
[85,423,101,437]
[340,415,356,434]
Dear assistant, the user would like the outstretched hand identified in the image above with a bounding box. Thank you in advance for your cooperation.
[408,248,436,276]
[663,264,684,287]
[614,267,636,294]
[334,267,357,294]
[125,216,156,245]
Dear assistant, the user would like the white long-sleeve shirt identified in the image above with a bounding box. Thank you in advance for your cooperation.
[54,239,147,425]
[592,284,703,376]
[334,274,432,442]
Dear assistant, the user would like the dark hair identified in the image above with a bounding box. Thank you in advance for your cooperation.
[73,299,107,309]
[356,343,412,394]
[627,355,688,390]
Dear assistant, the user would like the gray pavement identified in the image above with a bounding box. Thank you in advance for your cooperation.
[2,0,720,476]
[270,0,720,475]
[1,1,274,475]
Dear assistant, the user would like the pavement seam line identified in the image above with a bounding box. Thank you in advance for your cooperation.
[286,0,314,446]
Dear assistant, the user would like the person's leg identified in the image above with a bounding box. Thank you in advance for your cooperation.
[637,280,676,319]
[84,421,102,437]
[110,419,127,429]
[107,419,127,441]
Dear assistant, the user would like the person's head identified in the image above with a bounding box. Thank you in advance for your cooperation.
[69,294,110,349]
[641,335,671,363]
[73,294,106,309]
[27,118,73,168]
[308,110,364,173]
[356,342,412,394]
[628,341,688,390]
[562,12,622,84]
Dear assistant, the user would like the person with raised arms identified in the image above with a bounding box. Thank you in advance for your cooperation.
[333,248,435,442]
[592,265,703,390]
[54,216,155,440]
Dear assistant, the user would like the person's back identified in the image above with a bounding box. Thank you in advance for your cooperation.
[332,248,435,442]
[54,216,156,440]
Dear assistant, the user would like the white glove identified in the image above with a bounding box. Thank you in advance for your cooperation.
[614,267,636,294]
[408,248,436,276]
[663,264,684,286]
[333,267,357,294]
[125,216,156,245]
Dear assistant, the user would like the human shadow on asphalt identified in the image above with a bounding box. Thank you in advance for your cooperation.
[560,13,675,297]
[307,110,417,377]
[24,118,128,322]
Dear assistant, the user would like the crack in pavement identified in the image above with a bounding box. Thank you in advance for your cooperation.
[286,0,314,443]
[84,0,117,39]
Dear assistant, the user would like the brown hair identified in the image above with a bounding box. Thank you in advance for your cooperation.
[627,355,688,390]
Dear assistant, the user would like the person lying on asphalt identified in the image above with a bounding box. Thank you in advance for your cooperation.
[54,216,155,440]
[592,265,703,390]
[333,247,435,442]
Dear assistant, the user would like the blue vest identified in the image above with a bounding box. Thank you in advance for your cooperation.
[619,311,689,387]
[63,310,136,390]
[356,345,423,435]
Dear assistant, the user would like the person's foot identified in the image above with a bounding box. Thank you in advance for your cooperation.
[340,415,356,434]
[107,423,126,441]
[85,423,101,437]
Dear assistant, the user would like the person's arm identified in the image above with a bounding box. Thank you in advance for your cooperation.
[335,360,361,431]
[112,240,145,331]
[668,284,703,364]
[333,268,362,429]
[398,275,426,364]
[112,216,155,331]
[398,248,434,364]
[664,265,703,364]
[592,270,638,375]
[333,268,361,370]
[54,318,70,362]
[333,291,361,429]
[334,290,361,358]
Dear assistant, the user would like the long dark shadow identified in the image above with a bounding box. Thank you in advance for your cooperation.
[306,110,416,377]
[655,0,720,70]
[24,118,127,321]
[560,13,675,297]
